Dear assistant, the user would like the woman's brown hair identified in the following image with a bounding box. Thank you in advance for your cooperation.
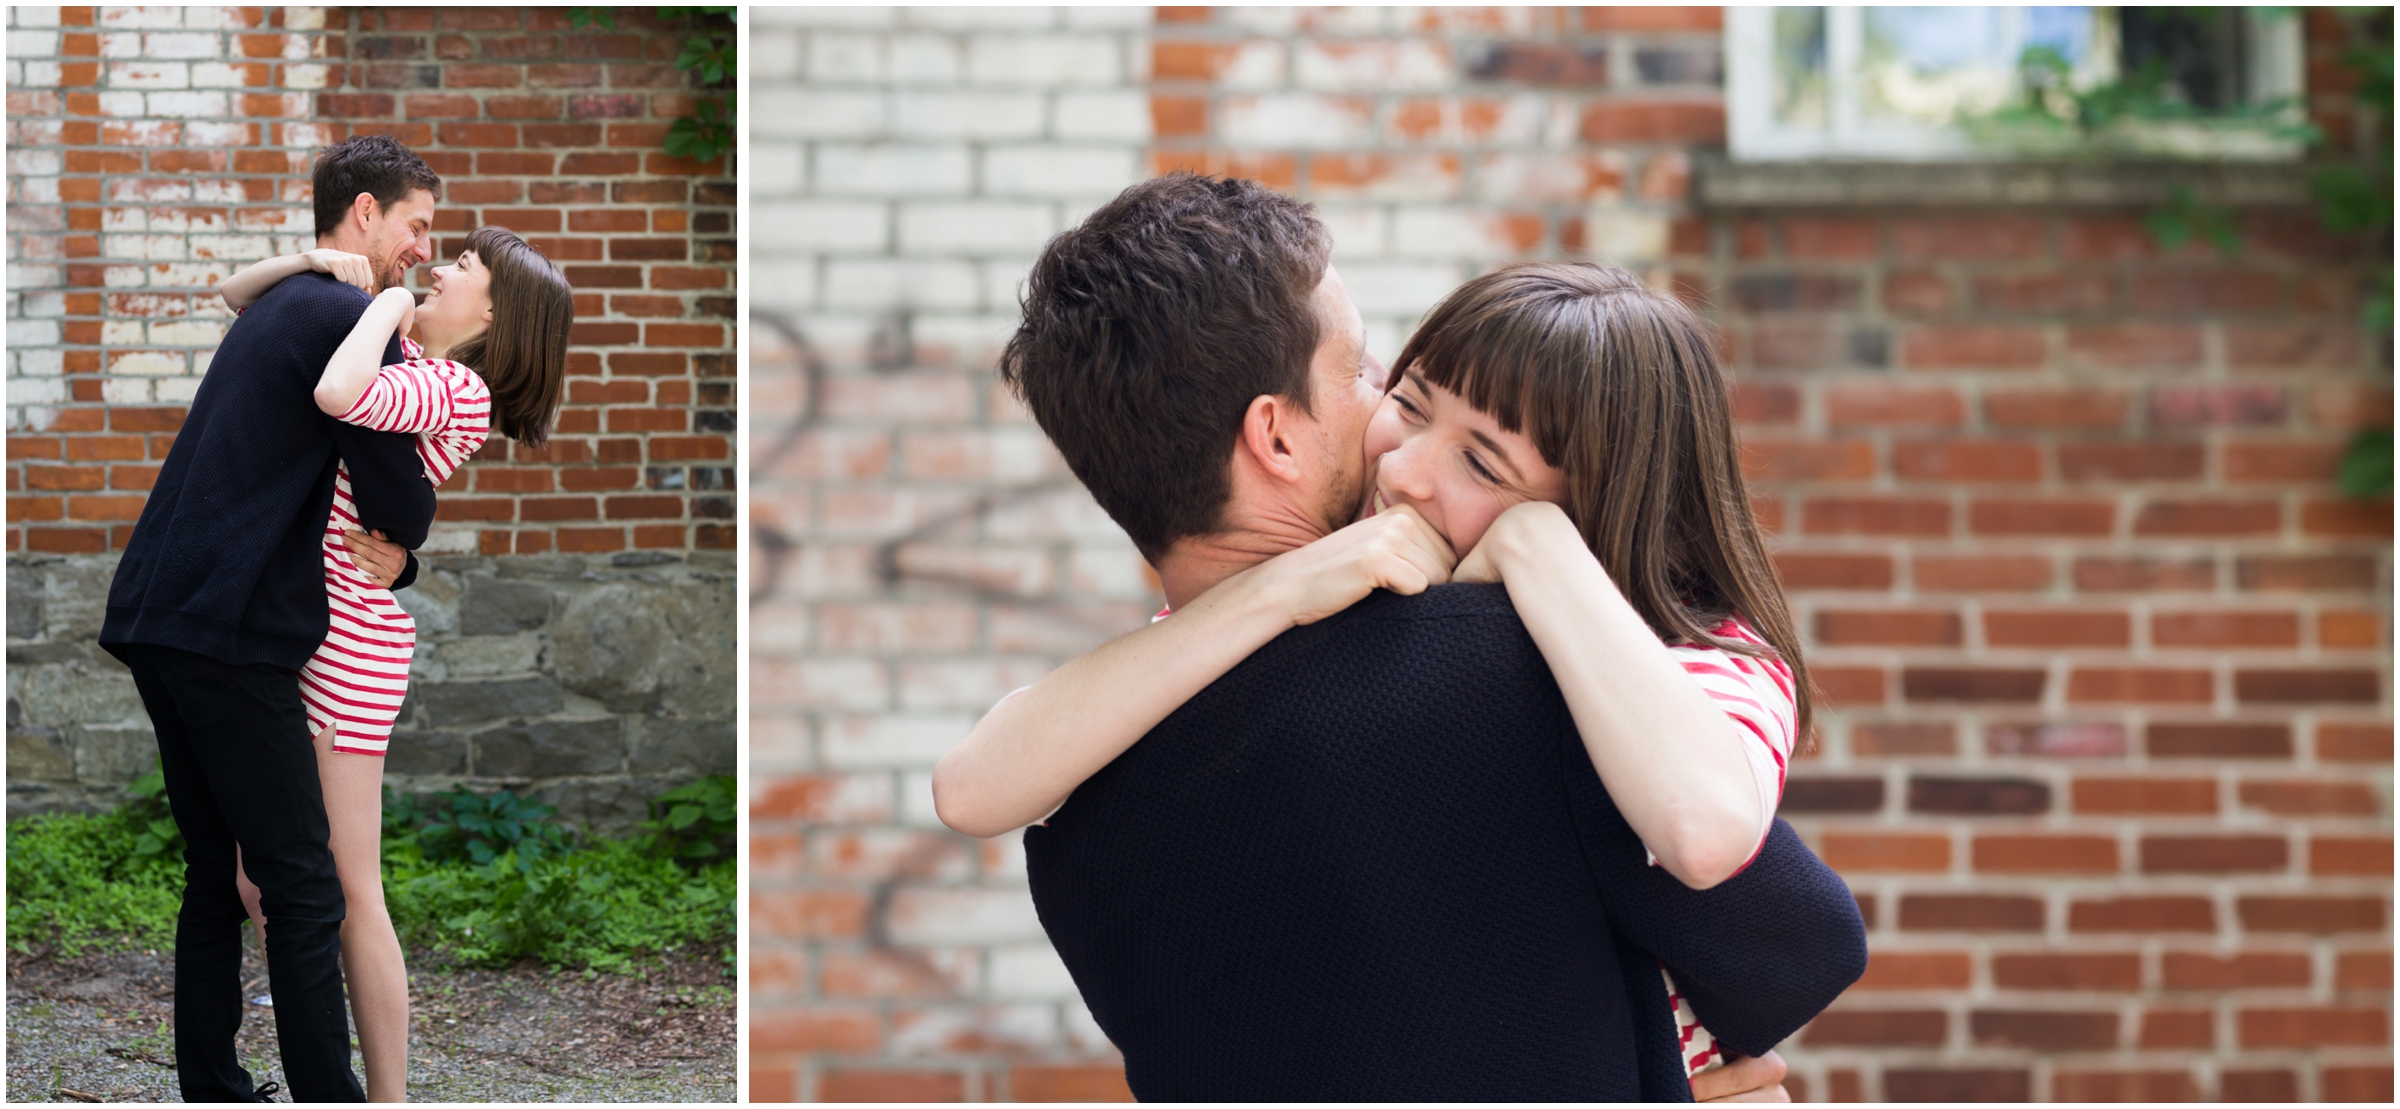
[1389,261,1818,746]
[443,225,572,448]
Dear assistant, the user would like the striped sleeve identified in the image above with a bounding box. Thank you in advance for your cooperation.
[1661,615,1796,858]
[338,357,461,435]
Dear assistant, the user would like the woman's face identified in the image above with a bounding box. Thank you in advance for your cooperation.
[416,248,493,348]
[1362,368,1568,555]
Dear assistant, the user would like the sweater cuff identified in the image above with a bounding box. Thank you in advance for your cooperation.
[392,551,419,592]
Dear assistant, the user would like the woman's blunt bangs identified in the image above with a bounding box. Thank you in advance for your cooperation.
[1388,261,1819,748]
[445,225,573,448]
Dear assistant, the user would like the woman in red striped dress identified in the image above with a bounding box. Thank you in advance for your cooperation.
[216,225,571,1101]
[934,262,1814,1091]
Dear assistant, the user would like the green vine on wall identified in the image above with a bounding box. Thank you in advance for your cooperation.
[568,6,736,165]
[1964,7,2393,498]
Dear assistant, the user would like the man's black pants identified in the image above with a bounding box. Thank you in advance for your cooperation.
[121,644,365,1103]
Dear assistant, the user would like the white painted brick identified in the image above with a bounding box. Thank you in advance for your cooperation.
[906,7,1057,32]
[756,201,890,252]
[755,6,898,30]
[824,713,975,768]
[186,120,256,147]
[19,59,59,87]
[752,145,806,200]
[8,265,63,289]
[190,61,255,87]
[1218,94,1376,146]
[17,291,64,319]
[12,8,62,29]
[1393,207,1522,258]
[15,349,64,377]
[965,34,1121,86]
[883,888,1046,945]
[1064,546,1153,600]
[1217,7,1300,35]
[1296,40,1453,91]
[146,91,226,117]
[1581,208,1671,263]
[1315,205,1390,258]
[815,144,972,196]
[98,8,182,29]
[106,234,186,261]
[99,31,142,58]
[1363,317,1406,367]
[1340,261,1466,315]
[981,145,1138,199]
[141,31,220,58]
[1062,997,1113,1054]
[282,8,326,31]
[181,7,259,30]
[909,312,1022,365]
[1051,89,1149,142]
[149,320,224,346]
[15,176,59,205]
[898,769,942,826]
[101,320,143,345]
[888,35,963,83]
[8,319,59,347]
[821,258,981,311]
[8,150,60,176]
[110,351,185,376]
[806,31,885,82]
[893,90,1043,140]
[988,943,1078,997]
[7,31,57,57]
[112,60,189,88]
[280,63,329,89]
[101,377,152,404]
[897,201,1057,254]
[1212,39,1287,89]
[978,264,1029,315]
[1063,6,1149,30]
[750,27,801,82]
[751,88,886,138]
[7,377,66,407]
[751,261,819,313]
[154,374,202,404]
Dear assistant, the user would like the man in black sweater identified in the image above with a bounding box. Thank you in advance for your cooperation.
[100,136,442,1103]
[1002,174,1867,1100]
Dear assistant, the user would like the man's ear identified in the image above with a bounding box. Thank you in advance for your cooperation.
[351,191,381,233]
[1237,393,1307,487]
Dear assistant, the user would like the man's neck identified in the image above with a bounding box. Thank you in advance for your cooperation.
[315,233,379,291]
[1153,502,1333,610]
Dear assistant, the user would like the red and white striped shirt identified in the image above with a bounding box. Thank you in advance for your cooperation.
[300,336,490,755]
[1660,614,1798,1077]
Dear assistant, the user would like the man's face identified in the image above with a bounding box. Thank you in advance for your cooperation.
[1295,264,1385,536]
[359,188,436,293]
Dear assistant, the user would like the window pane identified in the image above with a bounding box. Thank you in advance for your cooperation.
[1772,7,1829,129]
[1859,6,2016,125]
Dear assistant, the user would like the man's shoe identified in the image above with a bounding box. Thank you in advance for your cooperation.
[252,1081,279,1102]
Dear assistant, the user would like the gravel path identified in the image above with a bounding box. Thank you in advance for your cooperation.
[6,940,734,1103]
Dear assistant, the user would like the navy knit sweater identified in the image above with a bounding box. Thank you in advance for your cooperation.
[1025,584,1867,1101]
[101,271,435,671]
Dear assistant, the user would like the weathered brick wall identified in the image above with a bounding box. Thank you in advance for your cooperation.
[747,6,1156,1100]
[5,6,736,832]
[754,5,2389,1102]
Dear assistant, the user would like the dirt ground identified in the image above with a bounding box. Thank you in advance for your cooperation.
[4,938,734,1103]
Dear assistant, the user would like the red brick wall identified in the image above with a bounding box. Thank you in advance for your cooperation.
[6,5,735,556]
[757,5,2387,1101]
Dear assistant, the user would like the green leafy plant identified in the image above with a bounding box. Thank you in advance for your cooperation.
[2339,426,2394,498]
[124,767,182,859]
[6,802,182,956]
[636,775,736,867]
[408,787,577,873]
[567,6,736,164]
[385,839,733,972]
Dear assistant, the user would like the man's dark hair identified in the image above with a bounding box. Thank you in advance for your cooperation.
[999,172,1331,560]
[312,134,441,239]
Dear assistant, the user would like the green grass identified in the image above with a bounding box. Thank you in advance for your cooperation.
[6,785,734,972]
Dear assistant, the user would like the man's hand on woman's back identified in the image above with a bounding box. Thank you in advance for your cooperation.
[1691,1051,1790,1102]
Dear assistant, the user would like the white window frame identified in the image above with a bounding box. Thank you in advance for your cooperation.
[1725,6,2307,162]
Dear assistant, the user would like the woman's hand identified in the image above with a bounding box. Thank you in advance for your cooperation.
[1453,499,1582,586]
[375,285,417,339]
[303,248,375,292]
[342,529,406,589]
[1691,1051,1790,1102]
[1248,504,1457,627]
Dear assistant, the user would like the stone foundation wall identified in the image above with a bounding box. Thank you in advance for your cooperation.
[6,550,735,836]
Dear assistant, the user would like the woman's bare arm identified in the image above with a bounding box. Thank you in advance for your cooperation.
[931,508,1457,838]
[219,249,374,310]
[1457,501,1768,889]
[315,287,416,419]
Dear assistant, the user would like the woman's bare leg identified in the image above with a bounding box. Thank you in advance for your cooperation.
[231,724,409,1100]
[313,723,409,1102]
